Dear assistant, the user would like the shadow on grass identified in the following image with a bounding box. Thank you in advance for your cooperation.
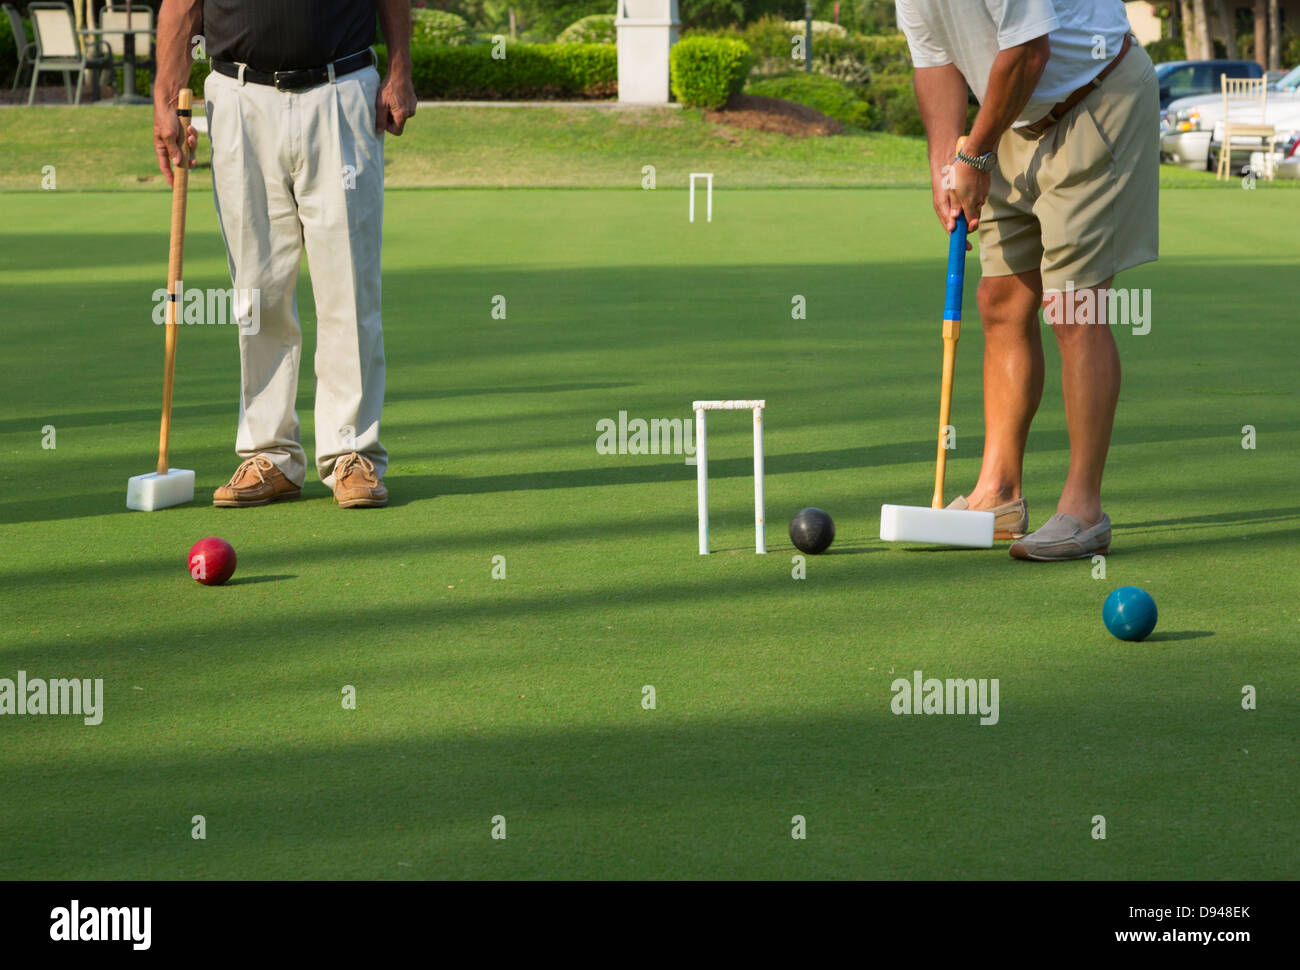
[1122,506,1300,533]
[4,414,1268,527]
[9,517,1295,662]
[822,545,877,556]
[224,574,296,586]
[2,699,1287,880]
[0,382,635,436]
[1143,630,1214,642]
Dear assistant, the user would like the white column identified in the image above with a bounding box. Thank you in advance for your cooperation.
[615,0,680,104]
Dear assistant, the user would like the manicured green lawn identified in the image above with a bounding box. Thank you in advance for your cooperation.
[1,102,1284,190]
[0,183,1295,879]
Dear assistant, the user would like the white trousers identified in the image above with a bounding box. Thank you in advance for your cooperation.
[204,62,387,488]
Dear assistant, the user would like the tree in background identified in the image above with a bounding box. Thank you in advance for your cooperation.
[1254,0,1266,65]
[413,0,903,41]
[1267,0,1280,69]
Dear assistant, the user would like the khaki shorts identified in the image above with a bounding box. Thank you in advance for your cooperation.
[978,44,1160,291]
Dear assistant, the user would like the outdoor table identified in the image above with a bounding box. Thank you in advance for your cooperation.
[78,26,155,105]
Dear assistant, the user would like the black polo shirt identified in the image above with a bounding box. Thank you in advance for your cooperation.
[202,0,376,71]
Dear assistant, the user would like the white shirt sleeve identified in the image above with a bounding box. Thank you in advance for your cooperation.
[896,0,953,68]
[986,0,1060,49]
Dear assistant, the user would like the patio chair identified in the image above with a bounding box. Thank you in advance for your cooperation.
[4,3,37,94]
[99,2,155,94]
[1216,75,1276,181]
[26,2,112,105]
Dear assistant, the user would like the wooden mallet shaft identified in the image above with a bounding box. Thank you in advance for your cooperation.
[158,88,193,476]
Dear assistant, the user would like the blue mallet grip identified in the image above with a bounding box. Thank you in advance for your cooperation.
[944,212,967,322]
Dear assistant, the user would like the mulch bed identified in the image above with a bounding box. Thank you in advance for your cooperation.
[703,93,845,138]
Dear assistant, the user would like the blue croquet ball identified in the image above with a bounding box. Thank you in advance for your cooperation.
[1103,586,1158,641]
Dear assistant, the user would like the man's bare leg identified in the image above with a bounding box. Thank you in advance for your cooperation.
[1045,278,1119,528]
[963,269,1044,509]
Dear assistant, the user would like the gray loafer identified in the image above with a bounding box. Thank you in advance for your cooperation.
[947,495,1029,539]
[1009,512,1111,561]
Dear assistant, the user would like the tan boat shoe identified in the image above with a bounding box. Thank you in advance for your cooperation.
[213,455,302,508]
[946,495,1028,540]
[333,452,388,509]
[1009,513,1111,562]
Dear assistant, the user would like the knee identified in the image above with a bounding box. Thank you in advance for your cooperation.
[1045,289,1114,346]
[978,276,1041,331]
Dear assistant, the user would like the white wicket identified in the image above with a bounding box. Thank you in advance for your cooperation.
[689,172,713,223]
[693,400,766,555]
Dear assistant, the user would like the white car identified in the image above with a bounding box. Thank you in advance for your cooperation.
[1208,110,1300,176]
[1272,131,1300,179]
[1160,64,1300,171]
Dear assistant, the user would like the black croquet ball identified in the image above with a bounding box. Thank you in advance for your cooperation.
[789,507,835,554]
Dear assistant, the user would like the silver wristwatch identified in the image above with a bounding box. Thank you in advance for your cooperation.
[955,147,998,172]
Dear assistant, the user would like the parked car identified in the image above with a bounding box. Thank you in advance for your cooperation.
[1155,59,1263,108]
[1208,110,1300,176]
[1276,131,1300,179]
[1160,64,1300,170]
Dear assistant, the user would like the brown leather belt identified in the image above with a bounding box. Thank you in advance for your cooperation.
[1022,32,1133,137]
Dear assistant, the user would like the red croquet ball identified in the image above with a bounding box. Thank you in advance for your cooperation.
[188,536,237,586]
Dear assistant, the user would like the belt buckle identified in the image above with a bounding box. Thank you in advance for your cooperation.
[273,70,306,91]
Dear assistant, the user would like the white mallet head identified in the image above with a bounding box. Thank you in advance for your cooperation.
[127,468,195,511]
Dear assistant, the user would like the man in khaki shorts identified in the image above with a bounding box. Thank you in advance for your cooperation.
[897,0,1159,560]
[151,1,417,509]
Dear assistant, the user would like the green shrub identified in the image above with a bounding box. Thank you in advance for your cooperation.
[409,42,616,99]
[557,14,616,45]
[1285,32,1300,68]
[739,21,912,82]
[866,74,922,135]
[670,35,753,109]
[854,33,913,74]
[524,2,616,42]
[411,8,471,47]
[135,59,212,100]
[0,10,22,85]
[812,32,911,83]
[738,14,798,66]
[783,20,847,39]
[746,72,878,129]
[680,0,745,31]
[1144,37,1186,63]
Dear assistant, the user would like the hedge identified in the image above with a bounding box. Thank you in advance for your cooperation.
[737,17,911,80]
[411,8,471,47]
[151,43,615,104]
[746,72,877,129]
[867,74,923,136]
[670,36,753,109]
[557,14,616,46]
[410,42,616,99]
[100,57,211,100]
[859,73,978,136]
[782,20,846,40]
[0,11,21,86]
[814,33,912,81]
[1144,37,1186,63]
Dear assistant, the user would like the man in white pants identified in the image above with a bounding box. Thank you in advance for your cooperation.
[896,1,1159,560]
[152,1,416,508]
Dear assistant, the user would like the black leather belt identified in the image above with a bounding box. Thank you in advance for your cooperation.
[212,49,374,91]
[1022,32,1133,137]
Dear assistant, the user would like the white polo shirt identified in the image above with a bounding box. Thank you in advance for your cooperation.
[895,0,1133,126]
